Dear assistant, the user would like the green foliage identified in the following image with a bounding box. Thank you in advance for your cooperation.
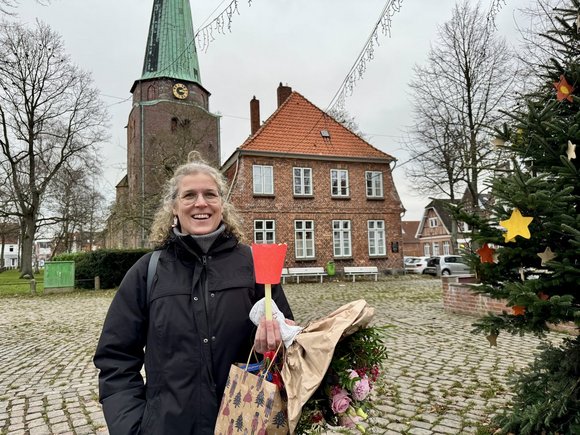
[465,0,580,338]
[295,326,389,434]
[330,327,389,390]
[494,337,580,435]
[53,249,149,289]
[462,1,580,433]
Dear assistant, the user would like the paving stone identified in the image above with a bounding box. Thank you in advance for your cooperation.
[409,427,433,435]
[410,419,433,430]
[28,424,51,435]
[26,417,46,428]
[0,279,563,435]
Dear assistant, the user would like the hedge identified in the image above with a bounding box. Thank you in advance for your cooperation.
[53,249,150,289]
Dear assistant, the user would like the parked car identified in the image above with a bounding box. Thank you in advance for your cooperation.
[404,256,430,274]
[423,255,470,276]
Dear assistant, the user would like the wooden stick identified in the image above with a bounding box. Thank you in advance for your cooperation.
[265,283,273,320]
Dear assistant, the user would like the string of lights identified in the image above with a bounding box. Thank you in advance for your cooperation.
[327,0,404,112]
[149,0,253,78]
[195,0,252,53]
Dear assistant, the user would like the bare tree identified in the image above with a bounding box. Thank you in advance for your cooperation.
[404,0,516,206]
[0,21,108,277]
[0,0,52,16]
[45,165,106,255]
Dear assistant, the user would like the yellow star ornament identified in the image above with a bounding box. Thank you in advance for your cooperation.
[500,208,534,241]
[537,247,557,266]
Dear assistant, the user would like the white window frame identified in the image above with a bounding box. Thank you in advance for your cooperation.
[365,171,384,198]
[252,165,273,195]
[443,241,450,255]
[429,217,439,227]
[253,220,276,244]
[294,220,315,259]
[332,220,352,257]
[424,243,431,257]
[368,220,386,256]
[330,169,349,197]
[293,167,312,196]
[433,242,440,256]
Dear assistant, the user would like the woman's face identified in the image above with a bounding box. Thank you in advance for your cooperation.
[173,172,223,235]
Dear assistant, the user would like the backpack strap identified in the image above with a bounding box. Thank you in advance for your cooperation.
[146,250,161,306]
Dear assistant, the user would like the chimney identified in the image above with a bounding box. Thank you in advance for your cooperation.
[250,96,260,135]
[277,82,292,107]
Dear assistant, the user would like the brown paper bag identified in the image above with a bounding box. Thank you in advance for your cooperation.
[214,364,289,435]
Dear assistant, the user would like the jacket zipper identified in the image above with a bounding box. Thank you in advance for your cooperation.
[200,255,216,391]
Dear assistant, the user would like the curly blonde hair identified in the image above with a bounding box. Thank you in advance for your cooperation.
[149,151,244,244]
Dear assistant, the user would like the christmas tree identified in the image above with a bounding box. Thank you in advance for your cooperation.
[459,1,579,433]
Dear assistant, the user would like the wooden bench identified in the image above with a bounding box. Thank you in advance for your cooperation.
[283,267,327,283]
[344,266,379,282]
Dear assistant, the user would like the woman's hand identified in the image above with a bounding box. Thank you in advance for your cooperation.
[254,318,296,354]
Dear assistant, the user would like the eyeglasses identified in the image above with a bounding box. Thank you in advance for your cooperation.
[178,190,221,206]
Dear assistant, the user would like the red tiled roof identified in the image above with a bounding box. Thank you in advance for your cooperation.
[401,221,420,242]
[239,92,394,161]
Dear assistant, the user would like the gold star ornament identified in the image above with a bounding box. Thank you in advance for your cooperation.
[537,247,557,266]
[500,208,533,241]
[567,140,577,161]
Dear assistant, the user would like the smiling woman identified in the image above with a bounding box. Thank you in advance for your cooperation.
[173,173,224,235]
[93,151,294,434]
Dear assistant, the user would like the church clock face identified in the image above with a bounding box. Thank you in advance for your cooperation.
[172,83,189,99]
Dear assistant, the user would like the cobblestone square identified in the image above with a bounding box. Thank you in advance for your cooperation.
[0,277,560,434]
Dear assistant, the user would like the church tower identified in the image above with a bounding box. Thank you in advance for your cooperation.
[123,0,220,248]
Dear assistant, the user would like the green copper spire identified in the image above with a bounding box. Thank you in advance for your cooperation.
[141,0,201,84]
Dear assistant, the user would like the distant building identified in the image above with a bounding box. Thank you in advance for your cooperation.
[222,84,405,272]
[416,193,493,256]
[33,239,52,267]
[1,240,19,268]
[0,221,20,269]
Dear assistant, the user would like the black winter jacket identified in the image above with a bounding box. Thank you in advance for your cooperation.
[93,232,293,435]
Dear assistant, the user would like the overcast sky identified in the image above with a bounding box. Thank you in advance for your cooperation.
[17,0,527,221]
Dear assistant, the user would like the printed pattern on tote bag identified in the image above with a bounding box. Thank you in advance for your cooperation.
[215,364,288,435]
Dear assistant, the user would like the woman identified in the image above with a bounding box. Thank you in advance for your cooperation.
[94,154,293,434]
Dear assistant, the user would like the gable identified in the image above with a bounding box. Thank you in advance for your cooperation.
[237,92,394,161]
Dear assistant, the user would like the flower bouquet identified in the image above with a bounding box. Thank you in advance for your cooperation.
[281,299,388,434]
[295,327,387,434]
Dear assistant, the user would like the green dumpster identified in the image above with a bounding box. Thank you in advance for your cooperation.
[44,261,75,294]
[326,260,336,276]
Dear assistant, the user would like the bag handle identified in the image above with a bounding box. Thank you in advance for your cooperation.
[244,340,284,379]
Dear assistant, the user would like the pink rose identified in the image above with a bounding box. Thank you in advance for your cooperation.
[339,413,361,428]
[330,388,351,414]
[352,376,371,401]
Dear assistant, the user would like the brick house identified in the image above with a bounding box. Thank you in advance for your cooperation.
[416,193,492,256]
[416,199,459,257]
[222,84,405,273]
